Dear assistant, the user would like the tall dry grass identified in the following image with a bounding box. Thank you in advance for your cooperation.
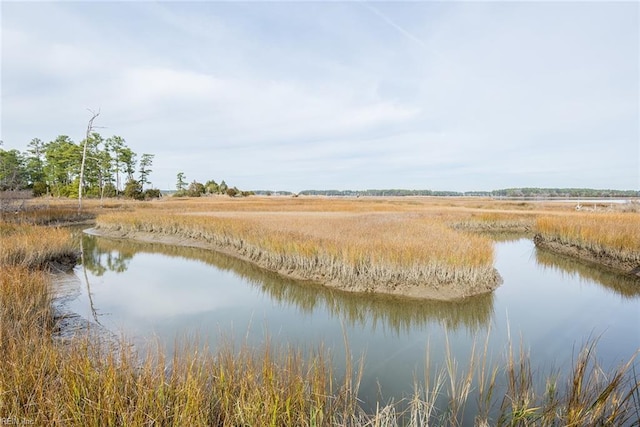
[0,274,341,425]
[1,197,106,225]
[0,221,78,270]
[536,213,640,271]
[96,210,500,299]
[364,332,639,426]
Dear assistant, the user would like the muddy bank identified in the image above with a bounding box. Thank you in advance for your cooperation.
[44,252,80,273]
[533,234,640,277]
[453,222,533,234]
[87,227,501,301]
[51,270,121,349]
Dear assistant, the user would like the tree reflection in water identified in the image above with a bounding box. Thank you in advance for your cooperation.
[81,233,134,276]
[80,233,495,335]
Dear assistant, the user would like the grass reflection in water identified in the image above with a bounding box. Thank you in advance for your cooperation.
[81,233,494,335]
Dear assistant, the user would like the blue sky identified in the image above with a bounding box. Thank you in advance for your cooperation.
[2,1,638,192]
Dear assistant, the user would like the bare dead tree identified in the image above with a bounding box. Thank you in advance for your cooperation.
[78,109,100,214]
[79,234,101,325]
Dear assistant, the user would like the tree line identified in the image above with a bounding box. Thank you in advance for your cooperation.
[0,135,158,200]
[173,172,254,198]
[298,188,639,198]
[299,189,462,197]
[490,188,638,198]
[4,136,636,201]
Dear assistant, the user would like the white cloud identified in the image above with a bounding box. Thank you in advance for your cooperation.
[1,1,637,191]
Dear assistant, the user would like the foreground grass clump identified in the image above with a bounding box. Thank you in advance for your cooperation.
[8,338,338,426]
[0,266,53,345]
[535,213,640,274]
[405,335,639,427]
[96,210,500,299]
[0,221,78,270]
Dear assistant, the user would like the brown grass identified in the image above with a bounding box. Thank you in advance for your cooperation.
[451,212,536,233]
[92,195,640,296]
[0,221,78,270]
[536,212,640,272]
[96,208,500,299]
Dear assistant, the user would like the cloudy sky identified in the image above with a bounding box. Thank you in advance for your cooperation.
[2,1,638,192]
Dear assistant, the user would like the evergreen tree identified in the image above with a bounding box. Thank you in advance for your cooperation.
[138,153,154,190]
[176,172,187,191]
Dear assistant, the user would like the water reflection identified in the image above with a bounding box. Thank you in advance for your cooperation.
[535,247,640,299]
[80,233,494,334]
[64,232,639,415]
[79,237,102,324]
[81,234,133,276]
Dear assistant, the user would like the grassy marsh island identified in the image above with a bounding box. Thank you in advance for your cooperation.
[535,213,640,277]
[93,196,640,296]
[95,208,500,300]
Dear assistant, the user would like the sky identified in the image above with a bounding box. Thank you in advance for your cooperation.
[1,1,638,192]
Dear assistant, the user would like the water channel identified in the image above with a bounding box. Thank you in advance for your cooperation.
[56,231,640,414]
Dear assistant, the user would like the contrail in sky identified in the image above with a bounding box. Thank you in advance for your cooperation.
[358,0,430,50]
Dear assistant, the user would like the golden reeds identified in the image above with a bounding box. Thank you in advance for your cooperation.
[0,221,78,270]
[535,213,640,273]
[96,209,500,300]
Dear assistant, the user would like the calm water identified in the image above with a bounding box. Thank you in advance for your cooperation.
[57,231,640,412]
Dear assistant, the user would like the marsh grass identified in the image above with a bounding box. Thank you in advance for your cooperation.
[3,201,639,426]
[0,226,362,426]
[536,213,640,271]
[364,332,639,427]
[96,209,500,299]
[1,197,110,225]
[0,221,78,270]
[10,204,94,225]
[1,262,638,426]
